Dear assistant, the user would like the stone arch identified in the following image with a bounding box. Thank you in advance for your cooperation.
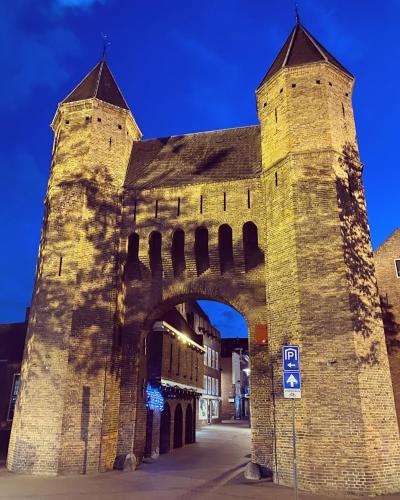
[243,221,264,272]
[185,403,194,444]
[173,404,183,449]
[171,229,185,278]
[218,224,234,274]
[149,231,162,278]
[159,402,171,454]
[194,226,209,276]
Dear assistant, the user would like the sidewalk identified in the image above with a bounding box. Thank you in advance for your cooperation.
[1,423,400,499]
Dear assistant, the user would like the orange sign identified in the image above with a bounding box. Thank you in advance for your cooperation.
[255,324,268,345]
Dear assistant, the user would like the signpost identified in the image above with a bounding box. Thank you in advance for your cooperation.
[283,346,301,500]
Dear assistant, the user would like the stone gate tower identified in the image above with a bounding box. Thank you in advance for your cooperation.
[7,19,400,495]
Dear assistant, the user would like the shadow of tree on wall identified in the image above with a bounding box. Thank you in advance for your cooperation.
[380,296,400,353]
[336,142,383,366]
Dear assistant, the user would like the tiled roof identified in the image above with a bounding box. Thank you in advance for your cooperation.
[62,60,129,110]
[124,125,261,189]
[258,22,353,88]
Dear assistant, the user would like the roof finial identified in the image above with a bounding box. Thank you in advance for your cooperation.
[295,2,300,25]
[101,32,111,61]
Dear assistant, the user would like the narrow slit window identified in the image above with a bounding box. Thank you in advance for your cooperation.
[177,197,180,216]
[155,200,159,218]
[395,259,400,278]
[223,192,226,211]
[58,256,63,276]
[133,199,137,222]
[342,102,345,118]
[247,189,251,209]
[275,172,278,187]
[275,108,278,123]
[200,195,203,214]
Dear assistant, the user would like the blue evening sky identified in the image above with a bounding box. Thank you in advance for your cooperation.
[0,0,398,337]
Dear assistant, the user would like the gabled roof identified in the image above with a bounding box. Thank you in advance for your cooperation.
[258,21,353,88]
[125,125,261,189]
[62,59,129,110]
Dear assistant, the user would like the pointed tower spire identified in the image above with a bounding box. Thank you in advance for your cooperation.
[258,21,352,88]
[295,2,300,25]
[62,59,129,110]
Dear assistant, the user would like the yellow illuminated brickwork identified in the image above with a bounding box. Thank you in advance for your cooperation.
[6,42,400,497]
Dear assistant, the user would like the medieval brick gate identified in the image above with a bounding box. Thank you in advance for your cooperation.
[6,20,400,496]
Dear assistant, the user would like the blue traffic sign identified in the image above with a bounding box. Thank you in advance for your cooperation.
[283,371,301,390]
[282,345,300,371]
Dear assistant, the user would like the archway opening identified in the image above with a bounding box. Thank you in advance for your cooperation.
[144,297,251,464]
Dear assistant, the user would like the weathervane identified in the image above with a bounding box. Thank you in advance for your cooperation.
[295,2,300,24]
[101,32,111,61]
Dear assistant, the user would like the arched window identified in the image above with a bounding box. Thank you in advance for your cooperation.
[243,222,264,272]
[194,227,210,276]
[126,233,141,280]
[159,403,171,454]
[149,231,162,278]
[218,224,234,274]
[185,404,194,444]
[171,229,185,278]
[173,404,183,448]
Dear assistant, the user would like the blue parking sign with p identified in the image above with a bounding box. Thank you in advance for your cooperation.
[283,345,300,371]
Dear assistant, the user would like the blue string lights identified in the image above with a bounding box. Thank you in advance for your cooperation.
[146,383,165,411]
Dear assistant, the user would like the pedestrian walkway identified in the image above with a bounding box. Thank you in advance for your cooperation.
[1,422,400,499]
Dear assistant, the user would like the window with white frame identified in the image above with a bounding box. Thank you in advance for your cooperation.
[204,375,207,391]
[208,347,212,367]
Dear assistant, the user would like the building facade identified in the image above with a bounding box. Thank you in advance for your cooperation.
[176,301,222,426]
[7,19,400,495]
[144,307,205,460]
[0,320,27,462]
[374,228,400,428]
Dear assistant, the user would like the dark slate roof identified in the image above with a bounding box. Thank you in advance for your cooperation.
[125,125,261,189]
[258,22,353,88]
[160,308,201,345]
[221,338,248,357]
[63,60,129,110]
[0,322,27,362]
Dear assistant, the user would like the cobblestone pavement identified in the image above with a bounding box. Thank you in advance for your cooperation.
[1,422,400,499]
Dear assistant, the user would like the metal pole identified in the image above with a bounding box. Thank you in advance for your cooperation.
[292,398,299,500]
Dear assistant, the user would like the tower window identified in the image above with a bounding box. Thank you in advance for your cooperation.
[275,108,278,123]
[223,192,226,211]
[126,233,141,280]
[292,83,296,88]
[329,82,332,86]
[155,200,159,218]
[97,117,102,122]
[247,189,251,209]
[177,197,181,216]
[342,103,345,118]
[65,120,69,124]
[316,80,321,84]
[200,195,203,214]
[118,124,122,130]
[85,116,90,122]
[345,93,349,97]
[395,259,400,278]
[263,102,267,108]
[275,172,278,187]
[58,256,63,276]
[280,88,283,93]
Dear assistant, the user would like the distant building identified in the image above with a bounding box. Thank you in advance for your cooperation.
[220,338,250,420]
[0,315,28,460]
[374,228,400,427]
[176,302,221,425]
